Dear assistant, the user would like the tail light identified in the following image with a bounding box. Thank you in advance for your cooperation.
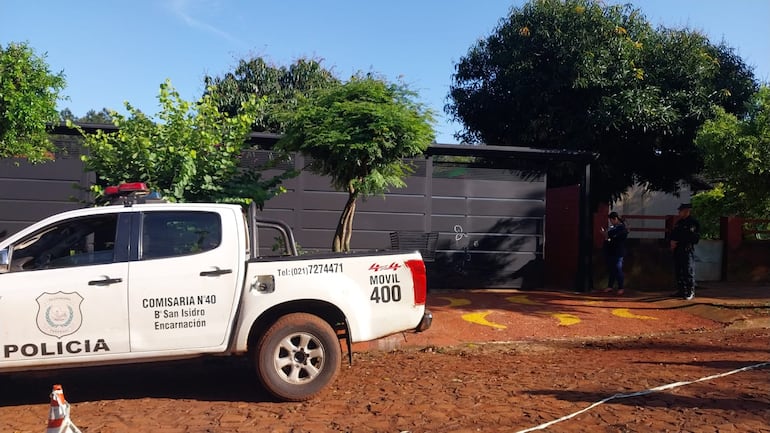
[405,259,427,305]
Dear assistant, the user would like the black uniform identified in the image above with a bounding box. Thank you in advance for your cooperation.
[670,215,700,298]
[603,222,629,290]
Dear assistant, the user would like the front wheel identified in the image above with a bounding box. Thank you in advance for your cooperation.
[254,313,341,401]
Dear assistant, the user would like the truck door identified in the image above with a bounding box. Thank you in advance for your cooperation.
[0,212,131,367]
[127,209,241,353]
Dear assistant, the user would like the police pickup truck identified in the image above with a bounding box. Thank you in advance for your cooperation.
[0,183,431,401]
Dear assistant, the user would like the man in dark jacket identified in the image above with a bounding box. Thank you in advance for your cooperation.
[669,203,701,300]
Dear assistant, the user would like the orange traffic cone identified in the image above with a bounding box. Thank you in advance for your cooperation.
[46,384,82,433]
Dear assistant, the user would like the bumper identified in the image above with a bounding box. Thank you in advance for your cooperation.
[414,309,433,332]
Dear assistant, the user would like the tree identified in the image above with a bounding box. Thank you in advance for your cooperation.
[446,0,757,206]
[0,42,66,162]
[707,43,759,117]
[277,75,435,252]
[76,80,294,205]
[694,86,770,236]
[60,108,113,124]
[204,57,339,133]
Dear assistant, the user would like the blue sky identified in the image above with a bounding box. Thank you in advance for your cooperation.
[2,0,768,144]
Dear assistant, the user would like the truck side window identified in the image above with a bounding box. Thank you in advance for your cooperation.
[141,211,222,260]
[10,214,118,271]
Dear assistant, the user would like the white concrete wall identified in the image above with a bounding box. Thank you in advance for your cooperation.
[694,239,723,281]
[611,185,692,239]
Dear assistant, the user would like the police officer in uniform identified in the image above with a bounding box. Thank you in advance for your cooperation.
[669,203,701,300]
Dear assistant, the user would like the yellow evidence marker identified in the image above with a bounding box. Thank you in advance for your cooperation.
[437,297,472,308]
[550,313,581,326]
[461,311,507,329]
[611,308,658,320]
[505,295,543,305]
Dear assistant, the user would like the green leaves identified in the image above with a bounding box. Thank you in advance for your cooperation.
[277,74,435,251]
[447,0,757,205]
[204,57,339,133]
[0,42,66,162]
[280,75,435,195]
[78,79,292,206]
[695,86,770,221]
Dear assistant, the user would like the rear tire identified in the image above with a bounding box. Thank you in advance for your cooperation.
[254,313,341,401]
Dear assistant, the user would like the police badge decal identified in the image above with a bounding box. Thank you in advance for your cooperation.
[36,292,84,338]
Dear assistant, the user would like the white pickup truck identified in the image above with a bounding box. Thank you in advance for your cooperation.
[0,183,431,401]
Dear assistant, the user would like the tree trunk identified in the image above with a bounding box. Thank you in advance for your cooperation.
[332,182,358,252]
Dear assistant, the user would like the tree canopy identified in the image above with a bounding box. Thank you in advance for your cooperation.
[0,42,66,162]
[60,107,113,124]
[204,57,339,133]
[277,75,435,251]
[694,85,770,236]
[77,80,293,206]
[446,0,758,205]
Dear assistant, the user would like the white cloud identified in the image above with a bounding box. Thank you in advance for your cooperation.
[166,0,246,47]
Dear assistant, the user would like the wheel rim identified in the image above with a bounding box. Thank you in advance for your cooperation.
[273,331,326,384]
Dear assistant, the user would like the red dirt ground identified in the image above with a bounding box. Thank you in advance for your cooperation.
[1,288,768,433]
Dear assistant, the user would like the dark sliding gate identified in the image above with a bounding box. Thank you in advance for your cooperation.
[257,153,546,289]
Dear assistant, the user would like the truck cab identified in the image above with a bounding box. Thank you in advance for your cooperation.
[0,190,247,369]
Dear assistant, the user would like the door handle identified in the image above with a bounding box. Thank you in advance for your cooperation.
[200,268,233,277]
[88,277,123,286]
